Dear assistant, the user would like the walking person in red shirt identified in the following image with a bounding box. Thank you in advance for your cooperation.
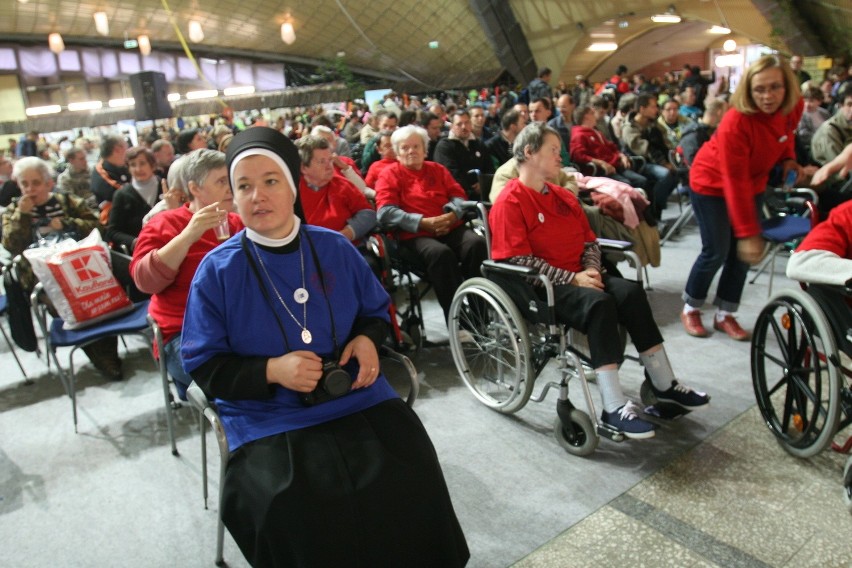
[681,55,804,340]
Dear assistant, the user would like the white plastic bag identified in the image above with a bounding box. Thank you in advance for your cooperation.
[24,229,133,330]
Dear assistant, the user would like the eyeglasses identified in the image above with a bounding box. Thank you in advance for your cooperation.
[751,83,785,96]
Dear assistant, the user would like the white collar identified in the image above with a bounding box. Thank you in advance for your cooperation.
[245,217,301,247]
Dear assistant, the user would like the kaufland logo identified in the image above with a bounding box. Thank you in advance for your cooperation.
[60,250,113,293]
[70,255,102,282]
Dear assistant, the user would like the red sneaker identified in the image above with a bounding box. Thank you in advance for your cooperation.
[713,315,749,341]
[681,310,709,337]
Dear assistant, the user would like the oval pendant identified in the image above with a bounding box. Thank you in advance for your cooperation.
[294,287,309,304]
[301,329,312,344]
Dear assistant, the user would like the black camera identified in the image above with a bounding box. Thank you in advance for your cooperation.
[300,359,353,406]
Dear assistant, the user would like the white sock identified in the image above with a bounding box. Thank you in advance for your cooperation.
[640,349,676,391]
[716,310,732,322]
[597,369,627,414]
[683,304,699,315]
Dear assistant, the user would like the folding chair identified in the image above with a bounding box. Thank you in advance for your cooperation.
[30,283,156,433]
[186,346,419,566]
[749,190,819,295]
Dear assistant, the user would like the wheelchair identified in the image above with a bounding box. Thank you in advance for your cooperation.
[750,284,852,510]
[365,232,431,353]
[447,204,646,456]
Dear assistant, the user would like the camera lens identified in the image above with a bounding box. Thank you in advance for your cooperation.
[323,366,352,396]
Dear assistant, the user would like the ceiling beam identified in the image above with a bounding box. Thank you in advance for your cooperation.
[469,0,536,85]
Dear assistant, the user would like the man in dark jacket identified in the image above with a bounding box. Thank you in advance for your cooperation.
[90,134,129,207]
[433,109,493,199]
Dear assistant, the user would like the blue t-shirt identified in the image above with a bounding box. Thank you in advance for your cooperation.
[182,226,397,451]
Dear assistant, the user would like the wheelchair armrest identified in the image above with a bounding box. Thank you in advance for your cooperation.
[597,238,633,252]
[378,345,419,407]
[480,259,537,277]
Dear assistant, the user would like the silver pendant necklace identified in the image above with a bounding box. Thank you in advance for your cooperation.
[251,240,312,344]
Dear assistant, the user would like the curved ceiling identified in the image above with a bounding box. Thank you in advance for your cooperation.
[0,0,845,90]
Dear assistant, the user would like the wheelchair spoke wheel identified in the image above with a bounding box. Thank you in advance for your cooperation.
[448,278,533,414]
[554,411,598,456]
[751,290,841,458]
[844,456,852,513]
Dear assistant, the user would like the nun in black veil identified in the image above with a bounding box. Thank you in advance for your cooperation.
[181,127,469,567]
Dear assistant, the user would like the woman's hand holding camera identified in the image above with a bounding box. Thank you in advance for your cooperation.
[339,335,379,390]
[266,350,324,392]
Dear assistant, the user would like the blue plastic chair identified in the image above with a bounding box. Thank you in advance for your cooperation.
[30,283,159,434]
[750,196,818,295]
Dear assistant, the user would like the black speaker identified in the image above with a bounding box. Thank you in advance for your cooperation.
[129,71,172,121]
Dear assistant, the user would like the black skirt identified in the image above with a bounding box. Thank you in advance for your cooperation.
[222,398,470,568]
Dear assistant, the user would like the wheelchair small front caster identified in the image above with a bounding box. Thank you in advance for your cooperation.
[553,410,598,456]
[844,455,852,513]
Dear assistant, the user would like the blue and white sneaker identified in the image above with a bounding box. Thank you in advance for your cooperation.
[601,401,656,439]
[650,380,710,409]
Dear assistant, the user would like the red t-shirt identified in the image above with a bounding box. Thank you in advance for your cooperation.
[299,175,371,232]
[130,205,243,347]
[374,161,466,239]
[365,157,397,187]
[795,199,852,259]
[689,99,803,238]
[489,178,595,273]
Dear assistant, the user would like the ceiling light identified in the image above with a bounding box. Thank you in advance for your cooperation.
[708,25,731,34]
[223,86,255,96]
[108,98,135,108]
[714,54,740,68]
[651,14,681,23]
[588,42,618,52]
[167,93,181,102]
[25,105,62,116]
[138,35,151,56]
[93,12,109,36]
[618,20,629,29]
[188,20,204,43]
[280,22,295,45]
[723,39,737,52]
[68,101,103,111]
[428,40,439,49]
[185,89,218,100]
[590,33,615,39]
[48,32,65,54]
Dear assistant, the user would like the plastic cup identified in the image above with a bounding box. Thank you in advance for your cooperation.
[213,210,230,242]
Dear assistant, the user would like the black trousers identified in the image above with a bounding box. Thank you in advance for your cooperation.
[551,275,664,368]
[222,399,470,568]
[401,225,487,319]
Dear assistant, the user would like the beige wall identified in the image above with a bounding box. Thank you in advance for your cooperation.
[0,74,26,123]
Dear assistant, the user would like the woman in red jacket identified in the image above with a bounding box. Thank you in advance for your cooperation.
[682,55,803,340]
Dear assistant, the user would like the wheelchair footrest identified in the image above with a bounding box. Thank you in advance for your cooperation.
[597,424,625,443]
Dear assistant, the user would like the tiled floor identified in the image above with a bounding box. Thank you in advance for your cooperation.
[513,406,852,567]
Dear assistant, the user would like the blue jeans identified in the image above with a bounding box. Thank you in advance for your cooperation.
[682,190,760,312]
[163,333,192,400]
[640,163,678,219]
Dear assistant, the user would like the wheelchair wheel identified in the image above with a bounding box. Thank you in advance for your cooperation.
[844,456,852,513]
[448,278,534,414]
[751,289,842,458]
[553,412,598,456]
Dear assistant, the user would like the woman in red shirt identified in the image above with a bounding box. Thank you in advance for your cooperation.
[682,55,804,340]
[490,122,709,438]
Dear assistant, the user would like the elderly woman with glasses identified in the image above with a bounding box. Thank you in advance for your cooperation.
[681,54,804,341]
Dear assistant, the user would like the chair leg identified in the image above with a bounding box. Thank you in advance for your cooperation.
[216,432,228,566]
[200,412,208,510]
[68,346,80,434]
[0,323,30,383]
[159,357,179,456]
